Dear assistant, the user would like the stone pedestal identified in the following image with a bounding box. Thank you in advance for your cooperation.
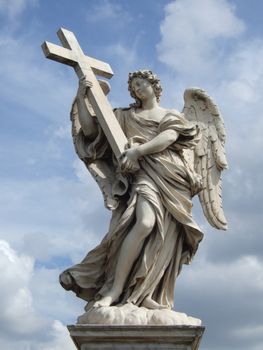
[68,324,205,350]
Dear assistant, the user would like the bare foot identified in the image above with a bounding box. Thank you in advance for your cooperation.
[142,296,168,310]
[93,289,121,307]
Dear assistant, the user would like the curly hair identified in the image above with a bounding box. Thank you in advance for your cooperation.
[128,70,163,107]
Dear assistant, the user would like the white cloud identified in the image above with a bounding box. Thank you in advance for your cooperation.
[0,319,75,350]
[218,39,263,105]
[30,266,85,324]
[176,254,263,349]
[156,5,263,349]
[157,0,245,75]
[212,40,263,170]
[0,31,75,123]
[0,1,262,349]
[0,175,107,264]
[37,320,75,350]
[185,255,263,293]
[0,239,82,349]
[156,0,263,190]
[106,43,137,66]
[0,240,44,335]
[0,0,36,19]
[53,124,72,140]
[86,0,131,24]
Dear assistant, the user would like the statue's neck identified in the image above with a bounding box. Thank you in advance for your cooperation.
[141,98,159,110]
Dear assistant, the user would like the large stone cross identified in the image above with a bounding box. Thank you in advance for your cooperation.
[41,28,127,158]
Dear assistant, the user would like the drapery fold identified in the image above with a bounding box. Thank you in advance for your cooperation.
[60,108,203,309]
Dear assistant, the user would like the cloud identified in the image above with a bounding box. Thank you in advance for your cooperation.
[37,320,75,350]
[0,32,75,122]
[176,254,263,350]
[86,0,131,24]
[157,0,245,77]
[0,320,75,350]
[0,175,108,265]
[0,239,82,349]
[156,0,263,231]
[0,1,262,349]
[0,240,44,335]
[106,42,137,66]
[218,39,263,108]
[0,0,36,19]
[30,266,85,324]
[232,324,263,340]
[156,2,263,349]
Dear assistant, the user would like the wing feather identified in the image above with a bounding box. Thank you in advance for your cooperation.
[183,88,228,230]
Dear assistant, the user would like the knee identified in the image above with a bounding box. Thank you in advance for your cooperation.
[136,216,155,237]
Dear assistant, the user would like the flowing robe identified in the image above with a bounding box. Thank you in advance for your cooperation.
[60,107,204,309]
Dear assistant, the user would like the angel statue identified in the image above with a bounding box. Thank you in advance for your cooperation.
[59,69,228,323]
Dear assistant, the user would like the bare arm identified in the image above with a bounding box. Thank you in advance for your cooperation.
[137,129,179,157]
[120,129,179,172]
[76,77,98,139]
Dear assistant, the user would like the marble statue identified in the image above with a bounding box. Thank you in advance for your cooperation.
[42,29,228,326]
[59,70,228,312]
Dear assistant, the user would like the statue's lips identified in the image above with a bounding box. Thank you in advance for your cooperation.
[135,89,144,97]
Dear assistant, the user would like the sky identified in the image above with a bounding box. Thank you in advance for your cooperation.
[0,0,263,349]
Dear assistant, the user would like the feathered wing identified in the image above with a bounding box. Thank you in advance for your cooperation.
[183,88,228,230]
[70,80,124,210]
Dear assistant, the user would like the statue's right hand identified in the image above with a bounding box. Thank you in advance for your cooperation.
[77,76,93,97]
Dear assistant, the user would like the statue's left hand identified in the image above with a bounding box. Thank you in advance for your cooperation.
[119,147,140,173]
[123,147,140,162]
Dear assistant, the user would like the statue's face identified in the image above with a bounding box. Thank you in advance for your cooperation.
[131,77,155,102]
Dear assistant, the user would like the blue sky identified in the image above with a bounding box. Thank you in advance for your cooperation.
[0,0,263,349]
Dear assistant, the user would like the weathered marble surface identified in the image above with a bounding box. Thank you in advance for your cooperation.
[77,303,201,326]
[60,73,228,312]
[43,30,228,333]
[68,324,205,350]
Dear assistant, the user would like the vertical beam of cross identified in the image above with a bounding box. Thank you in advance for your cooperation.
[42,28,128,159]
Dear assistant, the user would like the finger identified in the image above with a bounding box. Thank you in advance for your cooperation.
[83,81,92,89]
[131,161,139,172]
[125,159,135,171]
[80,77,92,88]
[120,158,134,172]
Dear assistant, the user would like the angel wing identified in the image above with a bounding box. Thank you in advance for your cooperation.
[71,79,127,210]
[183,88,228,230]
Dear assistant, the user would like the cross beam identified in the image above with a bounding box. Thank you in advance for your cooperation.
[41,28,127,159]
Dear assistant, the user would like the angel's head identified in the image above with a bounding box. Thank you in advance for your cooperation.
[128,70,162,107]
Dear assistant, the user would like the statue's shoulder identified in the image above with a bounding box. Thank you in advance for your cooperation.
[163,108,185,120]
